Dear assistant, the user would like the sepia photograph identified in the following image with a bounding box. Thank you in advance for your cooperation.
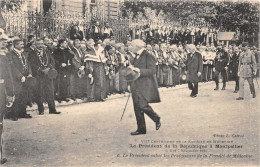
[0,0,259,166]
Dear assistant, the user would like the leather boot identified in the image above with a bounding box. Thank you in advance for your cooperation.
[250,83,256,98]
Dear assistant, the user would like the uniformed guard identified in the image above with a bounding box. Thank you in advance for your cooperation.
[0,29,15,164]
[236,42,257,100]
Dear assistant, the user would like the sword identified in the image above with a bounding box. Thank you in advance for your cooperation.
[120,92,131,121]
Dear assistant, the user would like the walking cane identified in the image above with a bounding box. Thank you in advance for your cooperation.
[120,92,131,121]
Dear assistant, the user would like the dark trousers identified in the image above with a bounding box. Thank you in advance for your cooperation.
[131,90,160,132]
[202,64,208,81]
[230,72,239,90]
[35,76,56,113]
[57,72,70,100]
[214,69,227,86]
[188,82,198,95]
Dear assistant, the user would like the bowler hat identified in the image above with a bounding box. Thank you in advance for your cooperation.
[121,67,139,82]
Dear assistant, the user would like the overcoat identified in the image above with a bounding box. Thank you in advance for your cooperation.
[130,49,160,103]
[186,51,203,83]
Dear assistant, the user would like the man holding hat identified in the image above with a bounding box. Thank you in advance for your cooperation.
[236,42,257,100]
[125,39,161,135]
[27,38,60,115]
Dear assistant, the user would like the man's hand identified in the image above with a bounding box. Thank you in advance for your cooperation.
[79,66,85,71]
[213,68,215,72]
[61,63,67,67]
[253,71,257,76]
[28,74,32,78]
[224,66,228,70]
[197,72,201,77]
[21,76,26,83]
[185,71,187,74]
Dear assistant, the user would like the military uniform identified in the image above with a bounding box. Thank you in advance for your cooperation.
[236,49,257,99]
[0,54,14,163]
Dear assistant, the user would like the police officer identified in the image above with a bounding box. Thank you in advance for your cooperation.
[0,29,15,164]
[213,44,229,90]
[229,46,240,93]
[236,42,257,100]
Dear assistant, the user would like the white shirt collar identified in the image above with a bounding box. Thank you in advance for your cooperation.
[137,48,145,55]
[13,48,22,55]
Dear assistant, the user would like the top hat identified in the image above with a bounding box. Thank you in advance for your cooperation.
[121,67,139,82]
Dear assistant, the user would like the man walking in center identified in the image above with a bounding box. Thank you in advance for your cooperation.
[124,39,161,135]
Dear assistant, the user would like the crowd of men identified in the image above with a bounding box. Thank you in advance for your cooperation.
[0,21,259,122]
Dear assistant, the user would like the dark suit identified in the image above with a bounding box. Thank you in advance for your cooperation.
[130,49,160,132]
[186,51,203,96]
[27,47,57,114]
[229,52,240,91]
[53,47,74,100]
[8,49,32,117]
[214,50,229,88]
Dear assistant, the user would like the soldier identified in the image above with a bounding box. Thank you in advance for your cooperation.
[27,38,60,115]
[229,46,240,93]
[236,42,257,100]
[0,29,15,164]
[213,44,229,90]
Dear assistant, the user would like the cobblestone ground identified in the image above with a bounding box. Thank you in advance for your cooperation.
[2,80,260,167]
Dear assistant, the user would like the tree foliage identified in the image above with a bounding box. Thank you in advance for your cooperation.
[1,0,24,11]
[120,1,259,35]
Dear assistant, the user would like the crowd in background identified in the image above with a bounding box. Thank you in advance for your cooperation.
[1,21,259,121]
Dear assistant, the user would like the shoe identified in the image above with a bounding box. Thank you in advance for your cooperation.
[11,117,18,121]
[1,158,7,164]
[130,130,146,135]
[233,90,238,93]
[156,118,161,130]
[191,94,197,98]
[39,112,44,115]
[252,93,256,98]
[236,97,244,100]
[221,87,225,90]
[49,111,61,114]
[19,114,32,118]
[214,87,219,90]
